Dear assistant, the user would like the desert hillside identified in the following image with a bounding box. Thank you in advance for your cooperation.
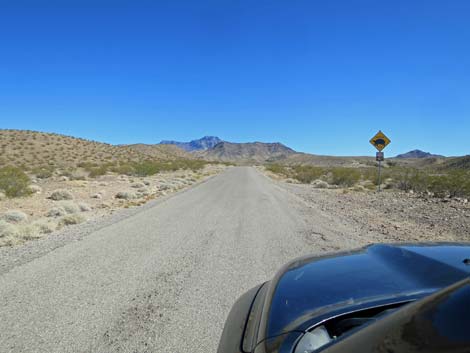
[0,130,192,170]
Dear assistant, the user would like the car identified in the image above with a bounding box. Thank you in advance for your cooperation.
[217,243,470,353]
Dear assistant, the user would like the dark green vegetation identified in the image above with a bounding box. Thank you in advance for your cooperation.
[266,163,470,198]
[0,166,32,198]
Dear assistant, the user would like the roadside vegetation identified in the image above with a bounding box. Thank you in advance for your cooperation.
[266,163,470,198]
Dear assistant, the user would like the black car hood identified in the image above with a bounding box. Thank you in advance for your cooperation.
[260,243,470,342]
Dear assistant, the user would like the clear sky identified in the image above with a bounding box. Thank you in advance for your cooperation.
[0,0,469,157]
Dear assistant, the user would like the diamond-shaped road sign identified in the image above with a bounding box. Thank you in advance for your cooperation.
[370,131,391,151]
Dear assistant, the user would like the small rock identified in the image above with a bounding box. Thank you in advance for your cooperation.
[91,193,102,199]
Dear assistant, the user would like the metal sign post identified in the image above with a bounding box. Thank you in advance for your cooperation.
[376,152,384,191]
[370,131,391,192]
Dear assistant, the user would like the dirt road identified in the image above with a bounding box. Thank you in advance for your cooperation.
[0,167,374,353]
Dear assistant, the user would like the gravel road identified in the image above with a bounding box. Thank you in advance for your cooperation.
[0,167,366,353]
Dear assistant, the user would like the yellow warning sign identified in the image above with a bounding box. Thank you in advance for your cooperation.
[369,131,391,151]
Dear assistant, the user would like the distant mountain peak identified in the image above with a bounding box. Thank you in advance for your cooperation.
[160,136,223,151]
[395,149,444,159]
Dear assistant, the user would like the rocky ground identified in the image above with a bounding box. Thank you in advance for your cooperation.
[264,168,470,244]
[0,164,226,246]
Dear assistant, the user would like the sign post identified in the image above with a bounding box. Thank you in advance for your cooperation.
[369,131,391,192]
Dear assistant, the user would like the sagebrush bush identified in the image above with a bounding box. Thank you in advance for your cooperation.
[57,201,80,214]
[59,214,86,226]
[0,166,32,197]
[1,210,28,224]
[49,190,74,201]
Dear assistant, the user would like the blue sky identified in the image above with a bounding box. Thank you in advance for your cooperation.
[0,0,469,156]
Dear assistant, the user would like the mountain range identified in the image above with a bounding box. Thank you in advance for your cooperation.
[395,150,445,159]
[159,136,222,152]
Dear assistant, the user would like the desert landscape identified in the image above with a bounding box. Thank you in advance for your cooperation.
[1,129,469,248]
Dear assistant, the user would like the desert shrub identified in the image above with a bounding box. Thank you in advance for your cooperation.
[0,220,18,242]
[111,163,135,175]
[47,207,67,217]
[329,168,361,187]
[394,169,429,193]
[133,161,161,176]
[61,169,87,180]
[59,214,86,226]
[57,201,80,214]
[87,164,111,178]
[49,190,74,200]
[0,166,32,197]
[428,171,470,198]
[312,180,329,189]
[1,210,28,224]
[32,219,57,234]
[266,164,288,175]
[293,166,326,184]
[32,166,54,179]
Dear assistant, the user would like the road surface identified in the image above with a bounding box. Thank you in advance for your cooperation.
[0,167,361,353]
